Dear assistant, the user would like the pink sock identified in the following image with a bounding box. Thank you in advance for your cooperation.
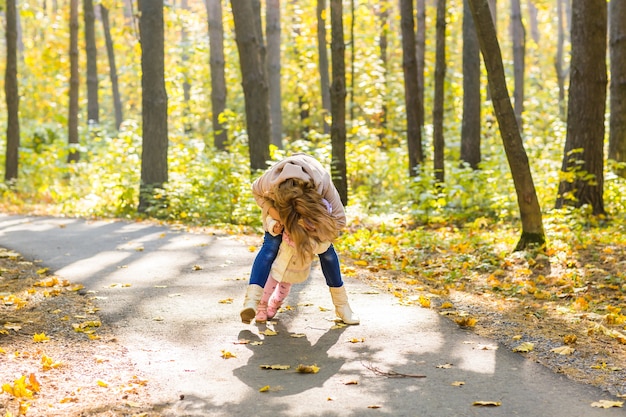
[255,277,278,322]
[267,282,292,319]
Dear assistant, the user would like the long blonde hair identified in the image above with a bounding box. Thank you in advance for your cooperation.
[273,178,338,261]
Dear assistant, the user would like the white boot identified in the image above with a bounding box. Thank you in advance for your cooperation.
[240,284,264,324]
[329,286,360,325]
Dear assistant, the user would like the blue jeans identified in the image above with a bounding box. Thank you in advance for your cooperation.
[249,232,282,287]
[319,244,344,288]
[249,232,344,288]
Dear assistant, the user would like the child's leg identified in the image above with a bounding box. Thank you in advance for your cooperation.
[255,276,279,323]
[241,232,282,324]
[267,282,292,319]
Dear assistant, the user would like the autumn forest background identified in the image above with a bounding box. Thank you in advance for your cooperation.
[1,0,626,386]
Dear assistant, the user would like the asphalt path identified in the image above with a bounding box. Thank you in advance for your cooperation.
[0,214,623,416]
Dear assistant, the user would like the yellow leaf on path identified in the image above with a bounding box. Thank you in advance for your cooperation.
[367,405,382,409]
[219,298,233,304]
[319,306,331,312]
[97,379,109,388]
[440,301,454,309]
[248,246,257,252]
[551,346,575,355]
[33,333,50,343]
[0,347,5,354]
[454,316,477,327]
[260,364,290,370]
[563,334,577,344]
[251,341,264,346]
[590,400,623,408]
[348,338,365,343]
[259,385,270,392]
[290,333,306,338]
[436,363,453,369]
[260,329,277,336]
[451,381,465,387]
[418,295,431,308]
[296,364,320,374]
[42,354,63,370]
[221,350,236,359]
[354,260,368,266]
[344,380,359,385]
[512,342,534,353]
[473,401,501,407]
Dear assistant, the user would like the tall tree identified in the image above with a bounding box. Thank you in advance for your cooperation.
[554,0,567,119]
[317,0,331,134]
[416,0,426,147]
[180,0,192,133]
[205,0,228,150]
[461,0,481,169]
[608,0,626,178]
[231,0,271,171]
[68,0,80,163]
[556,0,607,215]
[433,0,446,184]
[400,0,423,177]
[138,0,169,213]
[101,4,123,131]
[330,0,347,205]
[4,0,20,183]
[510,0,525,129]
[266,0,283,148]
[467,0,545,250]
[376,1,389,142]
[84,0,99,124]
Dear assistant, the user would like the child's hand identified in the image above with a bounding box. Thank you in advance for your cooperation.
[272,221,284,235]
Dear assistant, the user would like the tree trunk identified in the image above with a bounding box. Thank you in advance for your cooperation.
[377,1,389,143]
[556,0,607,215]
[349,0,355,122]
[84,0,99,124]
[416,0,426,147]
[100,5,123,131]
[205,0,228,150]
[461,0,481,169]
[330,0,348,205]
[266,0,283,148]
[317,0,331,134]
[4,0,20,183]
[526,0,539,44]
[68,0,80,163]
[138,0,169,214]
[554,0,566,120]
[180,0,192,133]
[433,0,446,184]
[510,0,525,130]
[608,0,626,178]
[400,0,423,177]
[231,0,271,171]
[467,0,545,250]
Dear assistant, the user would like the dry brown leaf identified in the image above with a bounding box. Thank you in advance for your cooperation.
[473,401,501,407]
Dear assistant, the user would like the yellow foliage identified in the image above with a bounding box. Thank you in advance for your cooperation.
[33,333,50,343]
[296,364,320,374]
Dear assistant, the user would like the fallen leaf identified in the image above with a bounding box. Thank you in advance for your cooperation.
[367,405,382,409]
[319,306,331,312]
[331,323,347,330]
[260,364,290,370]
[590,400,623,408]
[250,341,264,346]
[290,333,306,338]
[512,342,534,353]
[221,350,236,359]
[551,346,575,355]
[296,364,320,374]
[418,295,431,308]
[260,329,277,336]
[97,379,109,388]
[436,363,453,369]
[219,298,234,304]
[42,354,63,370]
[348,338,365,343]
[451,381,465,387]
[563,334,577,344]
[344,380,359,385]
[259,385,270,392]
[454,316,477,327]
[440,301,454,309]
[33,333,50,343]
[473,401,501,407]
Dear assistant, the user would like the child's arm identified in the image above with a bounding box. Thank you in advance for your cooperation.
[266,216,284,236]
